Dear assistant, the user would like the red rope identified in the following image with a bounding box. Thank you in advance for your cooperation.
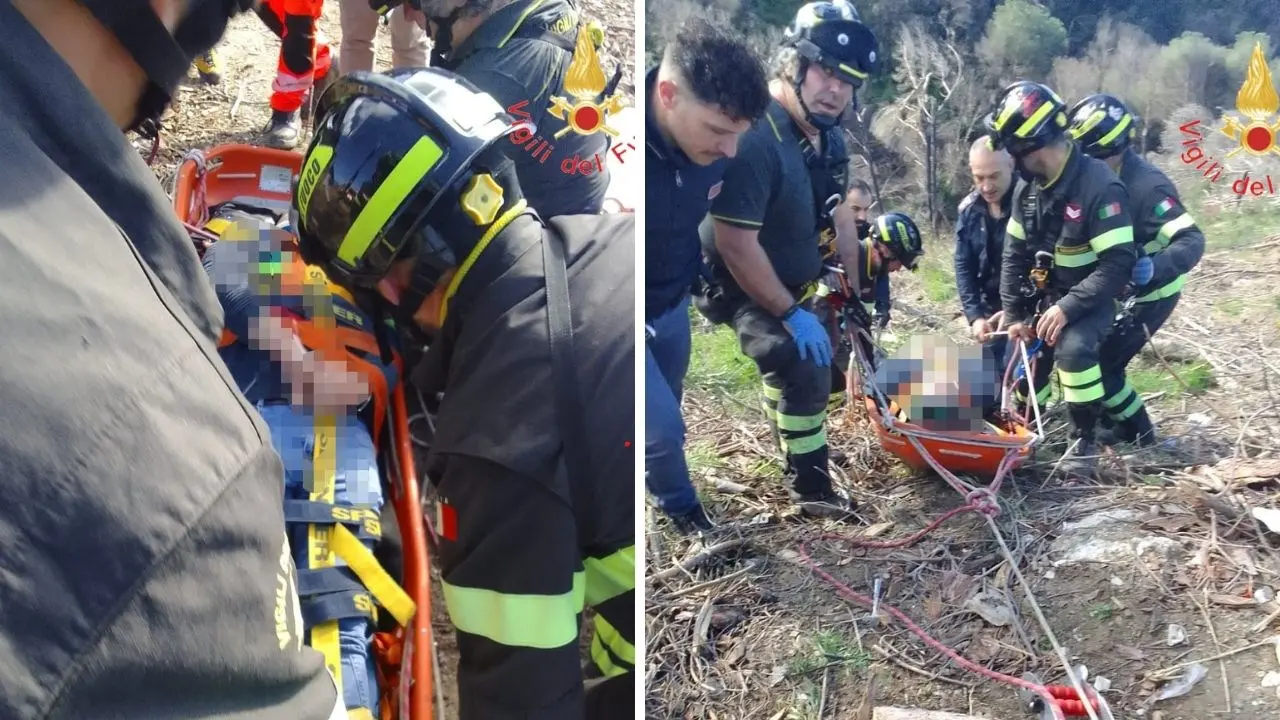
[798,327,1100,719]
[796,538,1096,719]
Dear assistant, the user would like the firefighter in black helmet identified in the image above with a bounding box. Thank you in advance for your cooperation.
[1068,93,1205,447]
[1,0,351,717]
[985,81,1138,476]
[292,68,635,720]
[695,0,879,519]
[368,0,617,218]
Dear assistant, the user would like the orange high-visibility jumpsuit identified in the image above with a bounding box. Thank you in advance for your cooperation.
[256,0,334,113]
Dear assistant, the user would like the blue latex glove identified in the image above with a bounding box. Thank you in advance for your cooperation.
[783,307,833,367]
[1131,255,1154,287]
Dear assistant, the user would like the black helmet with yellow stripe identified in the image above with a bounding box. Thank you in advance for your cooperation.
[292,68,529,311]
[1066,93,1136,159]
[982,81,1070,158]
[783,0,879,127]
[871,211,923,271]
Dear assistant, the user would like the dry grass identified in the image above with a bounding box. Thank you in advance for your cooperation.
[645,194,1280,719]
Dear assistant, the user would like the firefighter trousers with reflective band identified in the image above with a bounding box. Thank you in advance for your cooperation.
[1099,293,1180,437]
[1014,301,1113,436]
[730,300,834,497]
[258,0,333,113]
[433,454,635,720]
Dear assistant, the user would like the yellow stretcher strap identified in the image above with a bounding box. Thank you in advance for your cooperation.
[329,524,416,627]
[310,414,343,702]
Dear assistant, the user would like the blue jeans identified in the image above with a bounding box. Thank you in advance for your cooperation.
[645,296,700,516]
[259,403,380,714]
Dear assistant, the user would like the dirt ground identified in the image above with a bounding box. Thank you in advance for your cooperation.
[645,195,1280,718]
[137,3,636,719]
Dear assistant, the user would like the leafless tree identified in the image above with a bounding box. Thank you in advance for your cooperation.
[870,20,968,232]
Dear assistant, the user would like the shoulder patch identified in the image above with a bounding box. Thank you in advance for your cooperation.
[1098,202,1122,220]
[1154,195,1179,217]
[1064,202,1083,222]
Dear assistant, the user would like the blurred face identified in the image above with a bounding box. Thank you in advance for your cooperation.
[798,63,856,120]
[969,145,1012,206]
[846,188,873,222]
[875,243,904,273]
[659,79,752,166]
[1017,145,1055,180]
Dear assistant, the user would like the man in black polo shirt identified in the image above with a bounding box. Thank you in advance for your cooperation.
[645,19,768,534]
[697,0,879,518]
[955,136,1016,372]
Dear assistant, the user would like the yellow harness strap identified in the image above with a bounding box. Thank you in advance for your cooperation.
[306,416,417,715]
[309,414,344,700]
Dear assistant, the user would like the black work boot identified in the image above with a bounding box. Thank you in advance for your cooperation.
[1059,403,1103,478]
[194,49,222,85]
[1097,407,1159,448]
[669,504,715,535]
[789,485,857,520]
[263,110,301,149]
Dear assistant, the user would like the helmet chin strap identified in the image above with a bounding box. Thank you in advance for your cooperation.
[427,6,466,66]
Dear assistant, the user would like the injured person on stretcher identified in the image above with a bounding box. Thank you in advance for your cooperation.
[201,203,414,719]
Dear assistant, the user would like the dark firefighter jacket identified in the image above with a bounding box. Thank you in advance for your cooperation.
[410,211,634,549]
[1000,143,1138,324]
[442,0,611,218]
[0,5,340,719]
[1115,147,1205,303]
[954,185,1012,324]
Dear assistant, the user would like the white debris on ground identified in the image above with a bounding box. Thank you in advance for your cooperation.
[1049,510,1184,567]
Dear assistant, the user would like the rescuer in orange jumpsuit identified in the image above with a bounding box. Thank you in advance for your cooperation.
[256,0,334,149]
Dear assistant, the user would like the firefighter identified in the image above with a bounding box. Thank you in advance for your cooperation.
[292,68,635,719]
[645,18,769,534]
[985,81,1138,476]
[374,0,619,218]
[843,211,922,362]
[696,0,879,518]
[956,136,1016,372]
[841,178,891,327]
[0,0,345,716]
[256,0,335,149]
[1068,93,1206,447]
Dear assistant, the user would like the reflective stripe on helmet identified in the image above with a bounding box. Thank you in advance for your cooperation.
[1097,113,1133,146]
[336,136,444,266]
[1014,101,1056,138]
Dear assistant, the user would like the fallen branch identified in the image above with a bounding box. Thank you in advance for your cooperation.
[1148,635,1280,679]
[661,564,756,599]
[872,644,976,688]
[648,539,749,583]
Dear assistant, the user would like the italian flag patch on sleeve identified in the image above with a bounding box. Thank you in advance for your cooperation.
[1098,202,1121,220]
[1155,197,1176,216]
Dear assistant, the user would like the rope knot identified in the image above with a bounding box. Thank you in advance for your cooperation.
[965,488,1001,517]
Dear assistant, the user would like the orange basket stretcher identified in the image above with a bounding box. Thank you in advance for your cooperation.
[171,144,436,720]
[841,319,1044,489]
